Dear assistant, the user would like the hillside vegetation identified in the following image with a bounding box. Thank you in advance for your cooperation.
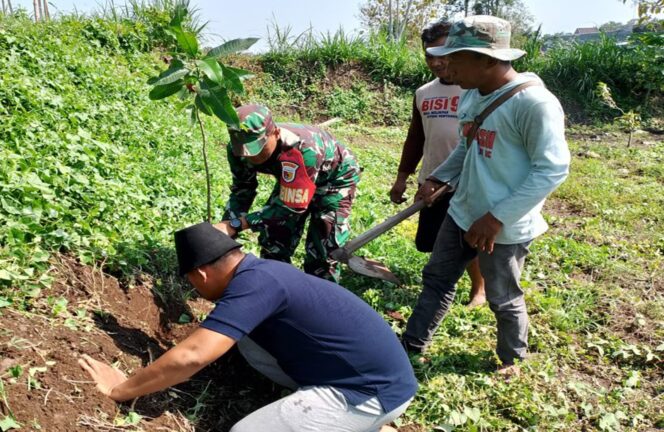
[0,9,662,432]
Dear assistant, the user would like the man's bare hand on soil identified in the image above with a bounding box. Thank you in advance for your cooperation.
[78,354,127,400]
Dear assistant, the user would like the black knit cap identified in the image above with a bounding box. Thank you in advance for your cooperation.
[174,222,242,276]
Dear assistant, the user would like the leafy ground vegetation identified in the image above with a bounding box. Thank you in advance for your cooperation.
[0,7,663,432]
[256,23,664,125]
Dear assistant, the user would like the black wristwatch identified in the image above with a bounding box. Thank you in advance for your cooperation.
[229,218,243,231]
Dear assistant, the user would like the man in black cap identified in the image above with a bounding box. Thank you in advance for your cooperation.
[79,222,417,432]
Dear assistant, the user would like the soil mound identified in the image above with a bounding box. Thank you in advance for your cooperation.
[0,255,278,431]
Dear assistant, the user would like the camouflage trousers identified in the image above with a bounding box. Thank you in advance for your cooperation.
[258,183,358,283]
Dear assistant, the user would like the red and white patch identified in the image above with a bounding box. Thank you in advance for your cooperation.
[281,161,299,183]
[278,148,316,209]
[462,122,497,159]
[279,186,310,206]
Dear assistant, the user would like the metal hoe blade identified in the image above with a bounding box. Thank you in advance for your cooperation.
[331,185,450,283]
[347,256,401,285]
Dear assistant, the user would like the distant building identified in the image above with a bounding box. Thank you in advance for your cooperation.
[573,27,599,35]
[572,23,634,43]
[543,20,654,50]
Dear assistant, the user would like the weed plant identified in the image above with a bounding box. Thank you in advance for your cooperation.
[0,11,662,432]
[515,32,664,121]
[0,13,233,304]
[262,23,663,123]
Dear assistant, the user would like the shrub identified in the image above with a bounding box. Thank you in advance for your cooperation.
[0,13,230,303]
[262,25,663,123]
[515,32,664,121]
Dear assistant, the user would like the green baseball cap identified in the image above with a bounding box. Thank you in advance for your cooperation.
[427,15,526,61]
[228,104,276,157]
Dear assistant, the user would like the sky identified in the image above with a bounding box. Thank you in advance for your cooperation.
[10,0,639,50]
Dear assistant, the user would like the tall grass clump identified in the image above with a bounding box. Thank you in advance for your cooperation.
[258,24,425,125]
[362,31,429,88]
[262,23,428,90]
[261,21,662,124]
[516,32,664,121]
[83,0,206,53]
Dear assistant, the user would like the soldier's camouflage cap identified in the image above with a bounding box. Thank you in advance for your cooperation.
[427,15,526,61]
[228,104,277,157]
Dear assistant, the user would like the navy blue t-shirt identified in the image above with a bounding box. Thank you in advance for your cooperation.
[200,254,418,412]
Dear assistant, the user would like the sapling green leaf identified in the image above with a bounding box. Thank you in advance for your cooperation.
[149,80,185,100]
[225,66,254,81]
[220,64,243,94]
[197,58,224,84]
[146,8,256,221]
[199,79,239,126]
[168,27,199,57]
[205,37,259,58]
[195,95,213,116]
[152,65,189,87]
[148,59,186,85]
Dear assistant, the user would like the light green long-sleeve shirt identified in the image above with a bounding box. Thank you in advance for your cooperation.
[430,73,571,244]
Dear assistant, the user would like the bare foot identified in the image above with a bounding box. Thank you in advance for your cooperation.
[380,426,398,432]
[386,310,406,323]
[496,364,520,379]
[467,294,486,308]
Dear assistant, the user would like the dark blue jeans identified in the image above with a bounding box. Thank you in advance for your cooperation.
[403,215,531,365]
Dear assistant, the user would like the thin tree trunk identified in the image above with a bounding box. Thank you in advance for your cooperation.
[643,87,652,112]
[33,0,40,21]
[388,0,393,41]
[195,108,212,222]
[2,1,6,15]
[42,0,49,20]
[394,0,400,41]
[7,0,12,13]
[397,0,414,41]
[464,0,470,16]
[37,0,43,21]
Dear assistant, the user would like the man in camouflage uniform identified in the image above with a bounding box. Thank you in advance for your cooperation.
[215,104,361,282]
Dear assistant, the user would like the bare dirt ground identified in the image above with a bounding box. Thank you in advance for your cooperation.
[1,255,421,431]
[0,255,279,431]
[2,130,660,431]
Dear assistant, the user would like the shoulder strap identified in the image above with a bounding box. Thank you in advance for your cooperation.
[466,81,540,148]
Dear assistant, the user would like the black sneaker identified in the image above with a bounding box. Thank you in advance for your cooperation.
[400,338,425,355]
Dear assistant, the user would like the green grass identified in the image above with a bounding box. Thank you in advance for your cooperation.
[0,12,663,432]
[261,26,664,123]
[0,14,230,301]
[326,128,663,431]
[516,33,664,120]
